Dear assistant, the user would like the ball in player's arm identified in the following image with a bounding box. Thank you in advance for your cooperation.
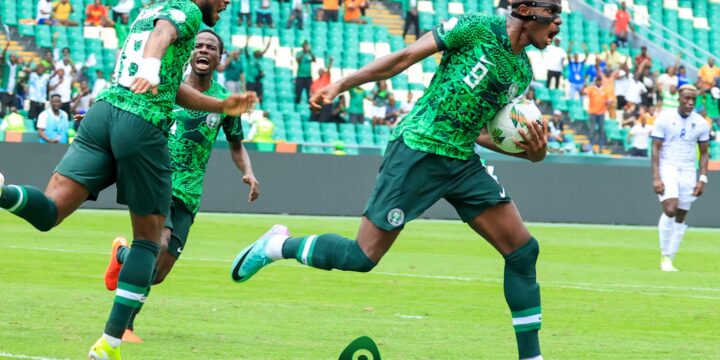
[232,2,562,360]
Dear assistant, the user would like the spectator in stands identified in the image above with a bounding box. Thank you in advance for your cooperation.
[402,0,419,41]
[699,86,719,130]
[37,0,53,24]
[543,37,566,90]
[52,0,78,26]
[347,86,366,124]
[398,91,415,123]
[627,111,652,157]
[634,45,651,68]
[112,0,133,22]
[547,110,565,144]
[322,0,339,22]
[27,63,51,126]
[85,0,110,27]
[660,85,679,110]
[310,57,333,122]
[624,60,648,108]
[698,58,720,88]
[91,69,108,100]
[256,0,274,28]
[344,0,367,24]
[676,65,689,88]
[238,0,251,26]
[245,38,272,103]
[40,49,55,71]
[331,94,347,123]
[37,94,70,144]
[48,67,73,115]
[370,80,390,126]
[1,44,20,117]
[567,42,588,100]
[584,57,606,91]
[71,80,92,117]
[295,41,315,104]
[247,111,275,143]
[220,49,245,93]
[286,0,307,30]
[384,94,399,126]
[600,43,624,70]
[584,75,609,152]
[656,57,679,93]
[0,106,26,132]
[612,1,634,47]
[614,67,631,116]
[637,62,655,107]
[621,101,640,127]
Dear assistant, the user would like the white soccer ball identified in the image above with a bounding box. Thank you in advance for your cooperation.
[488,99,544,153]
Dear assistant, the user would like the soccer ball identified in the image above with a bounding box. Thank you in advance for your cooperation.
[488,99,543,154]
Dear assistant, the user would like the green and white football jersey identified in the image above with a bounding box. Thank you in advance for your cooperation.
[97,0,202,133]
[391,14,533,160]
[168,81,243,214]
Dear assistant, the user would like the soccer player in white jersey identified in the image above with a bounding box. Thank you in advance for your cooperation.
[650,84,710,272]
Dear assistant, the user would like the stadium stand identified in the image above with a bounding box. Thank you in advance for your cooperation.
[0,0,718,161]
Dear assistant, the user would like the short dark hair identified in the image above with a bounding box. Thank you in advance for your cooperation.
[197,29,224,55]
[50,94,62,100]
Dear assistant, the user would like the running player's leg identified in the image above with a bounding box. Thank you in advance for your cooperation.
[231,141,441,281]
[445,160,540,360]
[0,101,116,231]
[468,203,542,360]
[657,165,681,270]
[665,167,697,264]
[99,108,171,349]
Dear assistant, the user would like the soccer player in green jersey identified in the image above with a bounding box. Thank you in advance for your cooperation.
[103,29,260,342]
[0,0,257,358]
[232,2,562,359]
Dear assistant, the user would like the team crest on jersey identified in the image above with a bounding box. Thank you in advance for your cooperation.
[508,83,519,100]
[387,208,405,227]
[169,9,187,23]
[206,113,220,129]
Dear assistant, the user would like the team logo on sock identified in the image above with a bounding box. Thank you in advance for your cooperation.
[338,336,381,360]
[387,208,404,227]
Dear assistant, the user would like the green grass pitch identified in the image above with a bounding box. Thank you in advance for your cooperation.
[1,210,719,359]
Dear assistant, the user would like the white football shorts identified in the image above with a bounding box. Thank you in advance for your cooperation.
[658,164,697,210]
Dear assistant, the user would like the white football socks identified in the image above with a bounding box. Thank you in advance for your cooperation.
[668,221,687,260]
[103,333,122,348]
[658,213,674,256]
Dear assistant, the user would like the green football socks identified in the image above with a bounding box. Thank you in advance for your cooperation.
[0,185,58,231]
[104,240,159,338]
[282,234,376,272]
[504,237,542,359]
[116,245,130,264]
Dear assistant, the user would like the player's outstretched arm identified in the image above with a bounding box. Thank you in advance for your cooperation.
[130,19,178,94]
[475,120,548,163]
[175,85,257,116]
[310,32,439,111]
[651,138,664,195]
[230,142,259,203]
[693,142,709,197]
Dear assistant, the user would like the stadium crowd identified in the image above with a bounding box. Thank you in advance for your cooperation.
[1,0,719,156]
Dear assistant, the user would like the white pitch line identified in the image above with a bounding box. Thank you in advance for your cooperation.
[0,353,69,360]
[3,245,720,297]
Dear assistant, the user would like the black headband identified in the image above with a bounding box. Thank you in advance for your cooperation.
[511,1,562,24]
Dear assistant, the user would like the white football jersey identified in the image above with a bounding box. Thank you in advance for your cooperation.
[650,109,711,168]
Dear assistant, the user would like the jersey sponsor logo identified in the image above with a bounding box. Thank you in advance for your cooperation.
[387,208,405,227]
[169,9,187,23]
[206,113,220,129]
[177,247,183,253]
[463,56,494,90]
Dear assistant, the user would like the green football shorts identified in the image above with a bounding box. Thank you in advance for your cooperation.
[164,197,195,259]
[55,101,172,216]
[364,140,511,231]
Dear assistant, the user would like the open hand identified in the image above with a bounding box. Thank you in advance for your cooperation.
[223,92,257,116]
[130,77,158,95]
